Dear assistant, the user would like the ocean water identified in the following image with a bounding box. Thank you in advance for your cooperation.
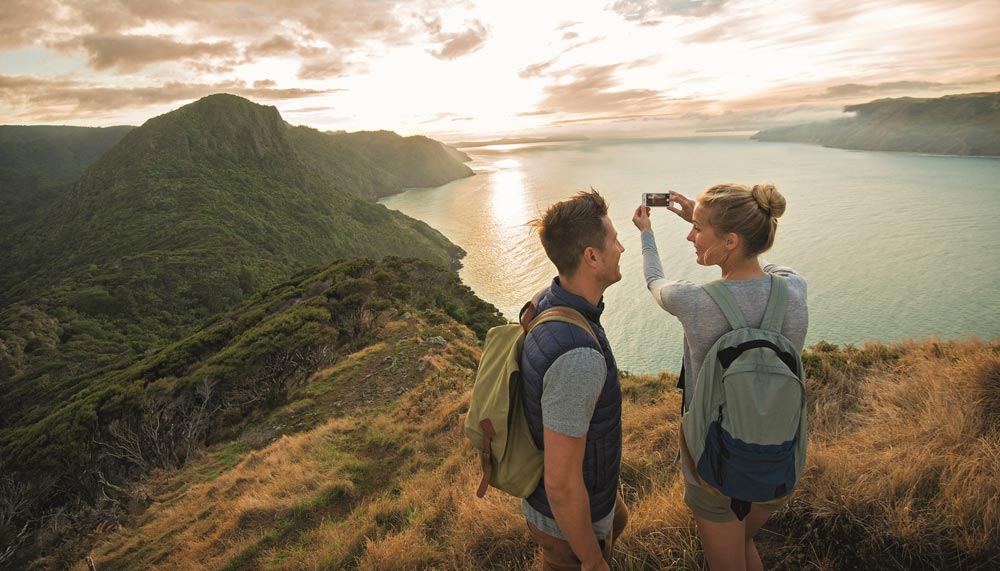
[382,137,1000,374]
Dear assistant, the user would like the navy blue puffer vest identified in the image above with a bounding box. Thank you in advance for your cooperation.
[520,278,622,522]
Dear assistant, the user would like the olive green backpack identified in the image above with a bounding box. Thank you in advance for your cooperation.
[464,299,601,498]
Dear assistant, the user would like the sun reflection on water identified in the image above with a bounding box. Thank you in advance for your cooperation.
[487,158,528,227]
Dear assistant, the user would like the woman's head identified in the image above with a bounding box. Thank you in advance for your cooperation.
[694,182,786,259]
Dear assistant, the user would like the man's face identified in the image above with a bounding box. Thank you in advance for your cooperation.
[595,215,625,286]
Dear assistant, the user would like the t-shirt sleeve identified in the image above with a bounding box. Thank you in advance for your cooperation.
[540,347,607,438]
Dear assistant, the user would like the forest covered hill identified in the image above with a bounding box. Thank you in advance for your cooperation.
[0,125,133,232]
[752,92,1000,156]
[0,94,479,568]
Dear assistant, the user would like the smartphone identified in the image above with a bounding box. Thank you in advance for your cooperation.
[642,192,671,207]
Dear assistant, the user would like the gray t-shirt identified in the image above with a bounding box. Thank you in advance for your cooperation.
[640,230,809,484]
[521,347,617,540]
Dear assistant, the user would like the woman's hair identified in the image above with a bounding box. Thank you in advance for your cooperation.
[529,189,609,276]
[698,182,786,256]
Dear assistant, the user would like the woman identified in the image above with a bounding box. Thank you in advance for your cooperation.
[632,183,808,571]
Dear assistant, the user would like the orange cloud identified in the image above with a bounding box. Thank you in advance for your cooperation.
[428,20,489,60]
[0,75,331,122]
[62,35,238,73]
[534,63,667,116]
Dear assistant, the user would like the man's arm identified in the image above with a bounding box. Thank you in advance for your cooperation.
[543,429,609,571]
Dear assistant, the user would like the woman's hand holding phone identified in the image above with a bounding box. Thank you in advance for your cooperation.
[666,191,694,223]
[632,204,652,232]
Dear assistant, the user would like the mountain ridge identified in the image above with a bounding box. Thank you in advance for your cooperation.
[751,91,1000,156]
[1,94,471,310]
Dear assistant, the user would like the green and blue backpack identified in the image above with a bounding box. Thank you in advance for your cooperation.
[681,275,807,519]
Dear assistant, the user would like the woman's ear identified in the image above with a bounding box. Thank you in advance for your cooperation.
[724,232,741,252]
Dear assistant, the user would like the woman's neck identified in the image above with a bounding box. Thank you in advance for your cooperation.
[720,255,765,281]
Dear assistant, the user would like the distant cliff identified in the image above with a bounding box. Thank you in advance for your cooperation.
[752,92,1000,156]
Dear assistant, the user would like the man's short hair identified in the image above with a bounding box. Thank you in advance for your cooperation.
[529,189,610,276]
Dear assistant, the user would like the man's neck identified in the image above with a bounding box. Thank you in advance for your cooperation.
[558,273,604,307]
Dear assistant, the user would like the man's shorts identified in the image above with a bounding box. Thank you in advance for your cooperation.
[684,481,791,523]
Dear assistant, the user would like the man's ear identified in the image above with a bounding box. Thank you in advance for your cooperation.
[582,245,600,269]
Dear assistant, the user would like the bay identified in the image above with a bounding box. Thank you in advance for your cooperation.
[381,137,1000,374]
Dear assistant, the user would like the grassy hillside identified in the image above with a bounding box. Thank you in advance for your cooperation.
[752,92,1000,156]
[49,336,999,571]
[0,257,505,569]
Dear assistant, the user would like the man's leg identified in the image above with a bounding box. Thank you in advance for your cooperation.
[602,494,629,562]
[527,521,585,571]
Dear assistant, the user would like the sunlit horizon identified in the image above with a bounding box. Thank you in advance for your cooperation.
[2,0,999,142]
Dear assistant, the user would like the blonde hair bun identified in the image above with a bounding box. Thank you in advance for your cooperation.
[751,183,786,219]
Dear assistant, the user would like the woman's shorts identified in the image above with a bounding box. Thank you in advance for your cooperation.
[684,481,791,523]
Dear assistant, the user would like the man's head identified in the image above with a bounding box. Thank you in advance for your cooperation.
[530,189,624,287]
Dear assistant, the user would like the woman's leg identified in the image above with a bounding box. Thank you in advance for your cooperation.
[694,515,746,571]
[694,505,773,571]
[741,505,773,571]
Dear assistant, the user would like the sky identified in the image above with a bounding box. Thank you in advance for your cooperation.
[1,0,999,141]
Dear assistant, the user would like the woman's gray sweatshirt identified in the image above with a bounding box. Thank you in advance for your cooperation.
[639,230,809,414]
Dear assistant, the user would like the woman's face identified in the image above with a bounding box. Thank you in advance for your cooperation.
[686,203,727,266]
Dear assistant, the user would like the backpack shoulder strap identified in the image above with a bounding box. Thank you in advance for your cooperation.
[518,289,548,331]
[760,274,789,333]
[702,281,747,330]
[526,306,604,355]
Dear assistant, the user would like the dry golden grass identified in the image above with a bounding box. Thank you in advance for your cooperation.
[78,334,1000,571]
[796,340,1000,568]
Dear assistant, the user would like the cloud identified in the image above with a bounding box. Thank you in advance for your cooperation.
[0,74,331,122]
[611,0,730,21]
[244,35,301,60]
[519,31,606,79]
[6,1,422,70]
[284,105,338,114]
[533,63,667,117]
[0,0,58,50]
[58,35,237,73]
[297,55,351,80]
[519,59,558,79]
[817,81,946,99]
[428,19,489,60]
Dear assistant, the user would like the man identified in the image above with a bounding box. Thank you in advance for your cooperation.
[521,189,628,571]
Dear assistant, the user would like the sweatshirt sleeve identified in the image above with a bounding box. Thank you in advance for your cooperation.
[761,260,807,293]
[641,230,674,312]
[761,260,800,278]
